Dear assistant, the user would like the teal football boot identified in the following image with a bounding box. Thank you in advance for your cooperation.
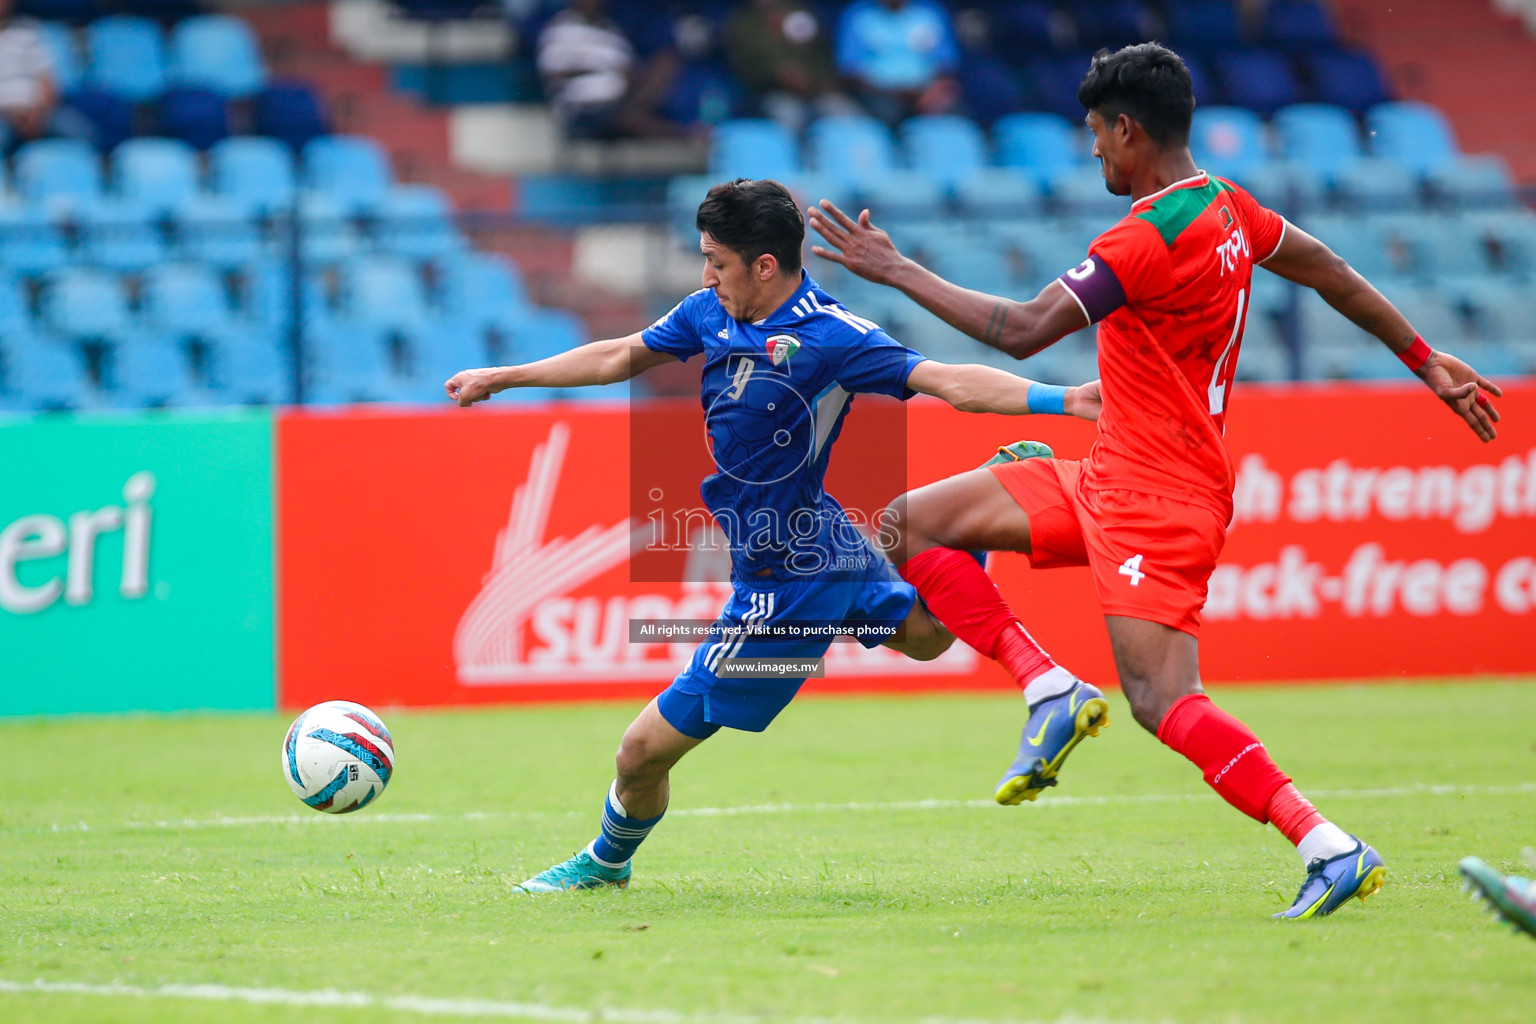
[1460,856,1536,939]
[968,441,1055,568]
[515,848,631,893]
[1275,839,1386,919]
[994,678,1109,805]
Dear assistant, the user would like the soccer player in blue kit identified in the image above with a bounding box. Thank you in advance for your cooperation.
[445,179,1099,891]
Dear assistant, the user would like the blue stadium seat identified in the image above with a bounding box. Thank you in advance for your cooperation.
[370,184,463,259]
[0,205,69,274]
[112,137,201,213]
[210,136,296,213]
[240,260,327,331]
[666,173,712,237]
[993,112,1084,184]
[303,134,393,209]
[297,193,361,263]
[856,172,944,223]
[805,115,896,187]
[157,88,230,150]
[1297,213,1401,280]
[0,329,93,410]
[14,137,101,204]
[1071,1,1151,51]
[340,255,429,329]
[36,21,84,92]
[1182,54,1222,106]
[494,306,588,363]
[954,168,1043,218]
[141,262,233,335]
[0,272,25,335]
[85,16,167,102]
[110,332,202,407]
[1332,158,1421,212]
[900,115,987,191]
[957,54,1027,127]
[254,81,328,151]
[75,198,167,271]
[41,266,130,337]
[60,87,134,151]
[174,194,266,267]
[1443,280,1536,346]
[1214,50,1302,115]
[926,238,1013,299]
[1388,212,1493,284]
[992,1,1061,55]
[1367,101,1460,174]
[1050,166,1132,218]
[1466,210,1536,276]
[1304,50,1392,114]
[1164,0,1246,55]
[780,173,854,223]
[206,328,290,404]
[1425,155,1517,211]
[169,15,266,99]
[1234,159,1325,214]
[709,119,800,180]
[436,251,528,321]
[1261,1,1338,52]
[412,317,492,384]
[304,322,404,404]
[1021,52,1097,119]
[1190,106,1268,178]
[1273,104,1361,180]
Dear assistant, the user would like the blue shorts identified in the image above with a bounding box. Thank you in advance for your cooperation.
[657,562,916,739]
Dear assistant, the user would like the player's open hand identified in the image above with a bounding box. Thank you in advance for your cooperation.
[1419,350,1502,442]
[444,367,503,407]
[808,200,907,286]
[1064,379,1102,422]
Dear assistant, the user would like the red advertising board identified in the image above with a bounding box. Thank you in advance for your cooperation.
[278,381,1536,710]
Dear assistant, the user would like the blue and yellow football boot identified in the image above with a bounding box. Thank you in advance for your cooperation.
[994,678,1110,805]
[1460,856,1536,939]
[1274,838,1386,919]
[515,847,631,894]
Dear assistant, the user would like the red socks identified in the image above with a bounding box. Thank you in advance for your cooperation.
[899,546,1056,687]
[1264,783,1326,846]
[1156,694,1291,823]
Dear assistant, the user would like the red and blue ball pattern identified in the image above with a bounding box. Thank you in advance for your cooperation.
[282,701,395,814]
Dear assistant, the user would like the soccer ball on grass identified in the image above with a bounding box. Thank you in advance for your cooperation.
[282,700,395,813]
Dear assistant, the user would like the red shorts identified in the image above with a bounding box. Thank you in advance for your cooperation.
[990,458,1227,636]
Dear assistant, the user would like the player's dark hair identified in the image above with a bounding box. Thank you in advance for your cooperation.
[696,178,804,274]
[1078,43,1195,148]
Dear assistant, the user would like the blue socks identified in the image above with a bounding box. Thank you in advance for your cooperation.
[588,782,665,868]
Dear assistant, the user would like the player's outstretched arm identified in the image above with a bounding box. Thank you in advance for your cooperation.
[906,360,1100,420]
[808,200,1088,358]
[1261,224,1503,442]
[444,332,677,407]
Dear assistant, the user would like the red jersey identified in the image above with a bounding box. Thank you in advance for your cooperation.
[1056,172,1286,519]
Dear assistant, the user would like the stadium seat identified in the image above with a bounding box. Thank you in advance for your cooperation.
[992,1,1062,55]
[1190,106,1268,179]
[1367,102,1460,174]
[779,174,854,223]
[1300,213,1401,280]
[1021,52,1098,119]
[992,112,1084,184]
[297,193,361,263]
[304,321,402,404]
[0,329,93,410]
[495,306,587,363]
[60,87,134,151]
[1443,279,1536,345]
[303,135,393,210]
[1050,166,1132,218]
[957,54,1028,127]
[141,263,233,336]
[41,266,130,337]
[435,251,528,320]
[856,172,944,223]
[112,137,201,213]
[411,317,493,384]
[1384,213,1493,284]
[1304,50,1392,114]
[173,194,267,266]
[14,137,101,204]
[1235,159,1325,214]
[1466,210,1536,276]
[1214,50,1302,115]
[1233,328,1294,382]
[805,115,896,187]
[1164,0,1247,55]
[0,205,69,274]
[1332,158,1421,212]
[900,115,987,191]
[369,184,463,259]
[110,332,202,407]
[169,15,266,99]
[954,168,1043,218]
[1071,0,1151,51]
[210,136,296,213]
[254,82,328,152]
[157,88,230,150]
[0,272,25,334]
[240,259,327,331]
[75,198,167,271]
[206,328,290,404]
[85,16,167,102]
[36,21,84,92]
[340,255,429,329]
[926,239,1013,299]
[709,119,800,180]
[1262,1,1338,52]
[1273,104,1362,180]
[1425,155,1517,210]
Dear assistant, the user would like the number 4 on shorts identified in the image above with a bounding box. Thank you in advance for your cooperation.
[1118,554,1146,586]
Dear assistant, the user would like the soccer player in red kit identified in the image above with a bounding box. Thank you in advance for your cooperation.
[810,43,1504,919]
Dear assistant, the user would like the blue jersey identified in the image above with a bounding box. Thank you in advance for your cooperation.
[642,271,927,583]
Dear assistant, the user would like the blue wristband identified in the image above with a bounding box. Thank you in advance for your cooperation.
[1026,382,1068,416]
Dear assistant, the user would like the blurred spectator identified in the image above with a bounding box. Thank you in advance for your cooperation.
[0,0,58,151]
[835,0,961,124]
[727,0,860,134]
[536,0,685,139]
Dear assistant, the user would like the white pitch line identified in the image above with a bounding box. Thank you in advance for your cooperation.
[0,978,1152,1024]
[25,781,1536,835]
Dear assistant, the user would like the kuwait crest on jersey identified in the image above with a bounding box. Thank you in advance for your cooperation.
[766,333,801,367]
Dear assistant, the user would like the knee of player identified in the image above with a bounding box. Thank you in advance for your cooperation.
[876,496,912,557]
[1118,680,1166,734]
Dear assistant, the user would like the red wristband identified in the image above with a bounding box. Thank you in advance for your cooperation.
[1397,335,1432,373]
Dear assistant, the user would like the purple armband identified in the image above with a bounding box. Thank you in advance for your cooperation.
[1057,253,1126,323]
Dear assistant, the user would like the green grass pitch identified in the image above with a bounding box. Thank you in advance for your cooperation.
[2,681,1534,1024]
